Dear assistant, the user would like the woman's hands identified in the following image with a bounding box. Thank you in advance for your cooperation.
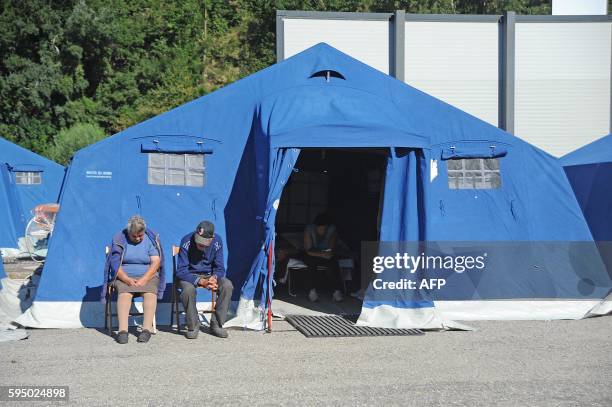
[116,255,161,287]
[135,256,161,286]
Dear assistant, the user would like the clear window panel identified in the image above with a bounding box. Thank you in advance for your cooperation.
[167,154,185,170]
[447,171,460,189]
[186,173,204,187]
[186,154,204,169]
[447,158,501,190]
[446,159,463,171]
[484,158,500,170]
[167,169,186,185]
[458,179,474,189]
[464,172,483,187]
[15,172,41,185]
[148,168,165,185]
[485,173,502,188]
[148,153,165,168]
[147,153,207,186]
[465,159,482,171]
[187,167,204,175]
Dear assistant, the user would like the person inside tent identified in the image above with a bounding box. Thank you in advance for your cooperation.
[107,215,163,344]
[300,213,344,303]
[176,220,234,339]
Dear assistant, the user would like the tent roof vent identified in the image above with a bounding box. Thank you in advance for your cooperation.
[310,70,345,82]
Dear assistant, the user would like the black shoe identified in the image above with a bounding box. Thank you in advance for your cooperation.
[116,330,129,344]
[137,329,152,343]
[185,328,199,339]
[210,321,228,338]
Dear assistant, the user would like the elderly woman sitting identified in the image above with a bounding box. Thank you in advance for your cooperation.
[104,215,165,344]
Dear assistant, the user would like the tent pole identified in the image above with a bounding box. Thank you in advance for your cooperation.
[266,239,274,333]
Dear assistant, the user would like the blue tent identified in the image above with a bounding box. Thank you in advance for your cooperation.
[16,44,611,329]
[560,134,612,313]
[0,137,65,248]
[560,134,612,241]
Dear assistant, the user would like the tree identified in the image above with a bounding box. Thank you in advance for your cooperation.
[0,0,552,160]
[48,122,106,165]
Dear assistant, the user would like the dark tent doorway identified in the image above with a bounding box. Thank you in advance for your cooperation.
[273,148,387,311]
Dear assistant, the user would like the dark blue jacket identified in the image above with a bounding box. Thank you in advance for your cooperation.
[176,232,225,285]
[101,228,166,303]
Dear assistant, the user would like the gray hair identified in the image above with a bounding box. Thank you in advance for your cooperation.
[127,215,146,234]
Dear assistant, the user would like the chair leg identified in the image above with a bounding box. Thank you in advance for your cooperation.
[340,268,348,294]
[105,292,113,336]
[174,288,181,332]
[105,300,110,335]
[170,285,175,329]
[287,269,296,297]
[109,301,114,336]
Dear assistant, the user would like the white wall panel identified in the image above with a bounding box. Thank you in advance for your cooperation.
[515,22,611,157]
[283,19,391,74]
[404,22,500,126]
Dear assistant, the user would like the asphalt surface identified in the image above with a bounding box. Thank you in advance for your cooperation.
[0,316,611,406]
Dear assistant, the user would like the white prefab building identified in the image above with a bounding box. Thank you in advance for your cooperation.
[277,10,611,157]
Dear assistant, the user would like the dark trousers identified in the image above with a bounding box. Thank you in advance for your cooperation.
[179,277,233,330]
[299,253,343,292]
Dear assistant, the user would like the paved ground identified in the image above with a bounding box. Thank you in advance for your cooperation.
[3,260,40,280]
[0,315,610,406]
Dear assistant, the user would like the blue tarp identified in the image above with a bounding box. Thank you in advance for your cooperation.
[0,138,65,248]
[19,43,611,328]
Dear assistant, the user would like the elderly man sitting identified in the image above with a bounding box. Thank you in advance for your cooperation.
[176,220,233,339]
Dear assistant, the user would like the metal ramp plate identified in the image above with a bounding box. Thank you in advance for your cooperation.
[285,314,424,338]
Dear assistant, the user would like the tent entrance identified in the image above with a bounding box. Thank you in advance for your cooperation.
[273,148,387,314]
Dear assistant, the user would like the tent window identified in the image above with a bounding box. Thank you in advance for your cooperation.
[15,171,42,185]
[147,153,204,187]
[447,158,501,189]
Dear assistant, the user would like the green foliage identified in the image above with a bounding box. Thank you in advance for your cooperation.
[48,122,106,165]
[0,0,552,160]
